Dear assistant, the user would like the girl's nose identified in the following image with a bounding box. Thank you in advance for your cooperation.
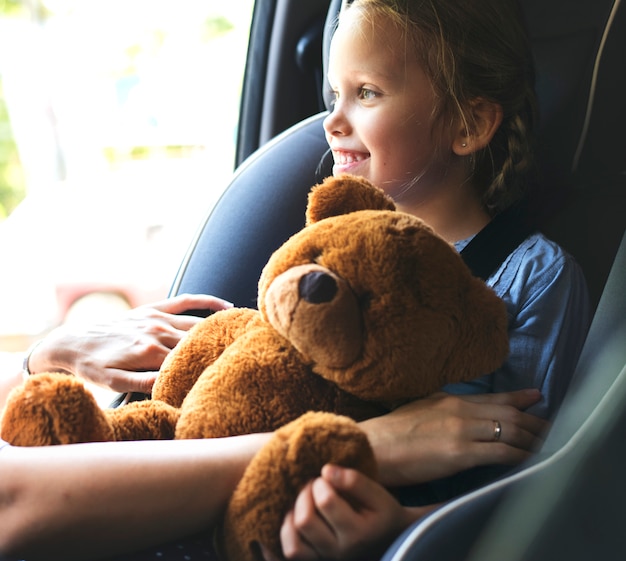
[323,102,350,137]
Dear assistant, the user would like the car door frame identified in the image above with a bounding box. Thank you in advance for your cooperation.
[235,0,330,166]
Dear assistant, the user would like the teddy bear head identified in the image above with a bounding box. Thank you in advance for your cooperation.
[257,174,509,404]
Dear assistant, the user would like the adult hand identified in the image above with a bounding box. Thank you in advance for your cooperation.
[361,389,548,487]
[26,294,233,394]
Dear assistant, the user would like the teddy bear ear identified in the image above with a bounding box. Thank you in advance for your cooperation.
[306,174,396,225]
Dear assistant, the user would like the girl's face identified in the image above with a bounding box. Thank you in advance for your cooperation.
[324,10,460,206]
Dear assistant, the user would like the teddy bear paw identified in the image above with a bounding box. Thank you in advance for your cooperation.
[0,373,114,446]
[219,411,377,561]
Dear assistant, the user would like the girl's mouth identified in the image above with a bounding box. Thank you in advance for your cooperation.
[332,150,370,172]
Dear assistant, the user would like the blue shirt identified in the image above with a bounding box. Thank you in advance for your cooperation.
[445,232,591,420]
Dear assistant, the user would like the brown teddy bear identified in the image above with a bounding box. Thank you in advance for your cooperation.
[1,174,509,560]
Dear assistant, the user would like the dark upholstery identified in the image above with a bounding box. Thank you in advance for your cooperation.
[530,0,626,309]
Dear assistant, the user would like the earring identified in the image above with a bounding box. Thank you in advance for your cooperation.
[461,142,467,147]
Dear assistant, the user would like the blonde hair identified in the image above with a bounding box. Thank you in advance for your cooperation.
[346,0,538,215]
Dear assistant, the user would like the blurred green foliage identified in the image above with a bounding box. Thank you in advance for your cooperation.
[0,0,23,16]
[0,1,29,219]
[0,79,25,220]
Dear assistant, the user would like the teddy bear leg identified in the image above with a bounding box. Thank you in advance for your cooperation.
[218,411,378,561]
[0,373,115,446]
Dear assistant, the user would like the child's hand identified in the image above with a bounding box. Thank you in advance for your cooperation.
[266,464,435,561]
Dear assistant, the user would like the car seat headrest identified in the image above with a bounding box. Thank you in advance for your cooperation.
[525,0,622,194]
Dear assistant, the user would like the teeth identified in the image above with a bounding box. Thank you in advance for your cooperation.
[335,151,366,165]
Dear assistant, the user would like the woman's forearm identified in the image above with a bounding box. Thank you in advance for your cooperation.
[0,433,272,561]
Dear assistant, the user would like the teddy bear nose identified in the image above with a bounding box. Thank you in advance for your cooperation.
[299,271,338,304]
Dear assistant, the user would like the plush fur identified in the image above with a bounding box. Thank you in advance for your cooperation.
[1,175,509,561]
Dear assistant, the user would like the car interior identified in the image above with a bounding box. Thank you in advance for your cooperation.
[140,0,625,558]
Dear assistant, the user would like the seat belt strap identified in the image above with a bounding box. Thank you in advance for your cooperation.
[460,205,536,281]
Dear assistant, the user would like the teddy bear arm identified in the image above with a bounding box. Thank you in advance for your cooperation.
[175,326,361,440]
[1,375,182,446]
[175,337,311,438]
[153,307,263,407]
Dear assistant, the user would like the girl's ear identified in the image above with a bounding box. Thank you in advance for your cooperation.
[452,98,503,156]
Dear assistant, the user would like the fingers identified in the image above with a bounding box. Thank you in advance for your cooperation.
[434,390,548,442]
[437,396,547,459]
[460,441,534,470]
[308,471,363,536]
[459,410,545,446]
[257,542,284,561]
[280,467,410,560]
[318,464,380,513]
[64,319,186,391]
[128,294,234,335]
[459,388,542,411]
[462,401,548,446]
[281,478,351,560]
[140,293,233,317]
[437,409,547,473]
[103,370,158,395]
[281,482,330,560]
[446,418,541,470]
[495,411,547,448]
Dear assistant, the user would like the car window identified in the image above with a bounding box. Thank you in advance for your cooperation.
[0,0,254,352]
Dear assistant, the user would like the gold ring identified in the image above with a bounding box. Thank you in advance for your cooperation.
[492,420,502,442]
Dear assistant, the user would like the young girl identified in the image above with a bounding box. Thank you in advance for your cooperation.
[263,0,590,559]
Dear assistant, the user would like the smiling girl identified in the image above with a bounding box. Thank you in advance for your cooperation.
[267,0,591,559]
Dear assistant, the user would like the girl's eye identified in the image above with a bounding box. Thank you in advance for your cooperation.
[327,90,339,109]
[359,88,378,100]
